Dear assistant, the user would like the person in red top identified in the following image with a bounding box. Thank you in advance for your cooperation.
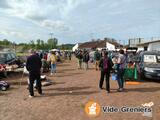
[99,51,113,93]
[43,52,48,60]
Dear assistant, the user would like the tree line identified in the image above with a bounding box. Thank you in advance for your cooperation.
[0,38,74,52]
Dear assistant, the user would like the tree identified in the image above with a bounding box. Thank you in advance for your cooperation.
[58,44,75,50]
[29,40,35,49]
[0,38,60,51]
[3,39,11,46]
[0,39,11,46]
[40,40,45,49]
[36,39,41,49]
[47,38,58,49]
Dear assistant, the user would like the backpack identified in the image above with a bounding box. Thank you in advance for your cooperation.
[95,52,101,60]
[77,53,83,59]
[50,55,56,64]
[0,81,10,91]
[83,53,89,62]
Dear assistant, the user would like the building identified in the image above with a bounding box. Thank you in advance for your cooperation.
[137,40,160,51]
[77,39,122,51]
[128,38,145,47]
[72,43,81,52]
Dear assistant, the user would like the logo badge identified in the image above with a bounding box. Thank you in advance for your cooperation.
[142,102,154,117]
[85,101,100,117]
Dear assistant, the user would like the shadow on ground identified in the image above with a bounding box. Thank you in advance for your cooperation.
[125,87,160,92]
[8,81,28,86]
[44,86,91,91]
[59,68,76,72]
[143,79,160,83]
[53,82,66,85]
[55,72,84,77]
[0,92,9,96]
[44,91,99,97]
[0,87,16,95]
[58,63,71,67]
[42,86,98,97]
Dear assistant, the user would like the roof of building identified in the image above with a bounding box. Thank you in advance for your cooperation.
[139,51,160,56]
[137,40,160,46]
[78,39,122,49]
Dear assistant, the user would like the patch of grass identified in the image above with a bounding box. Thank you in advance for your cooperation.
[16,52,30,57]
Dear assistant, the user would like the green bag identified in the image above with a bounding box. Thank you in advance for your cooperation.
[134,65,138,80]
[124,65,138,80]
[124,68,134,79]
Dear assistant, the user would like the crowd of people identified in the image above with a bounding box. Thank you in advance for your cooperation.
[75,49,127,93]
[26,48,128,98]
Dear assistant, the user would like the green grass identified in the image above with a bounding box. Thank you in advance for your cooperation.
[16,52,30,57]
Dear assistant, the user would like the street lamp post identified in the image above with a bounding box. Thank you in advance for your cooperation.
[119,40,121,48]
[49,33,53,39]
[90,33,94,41]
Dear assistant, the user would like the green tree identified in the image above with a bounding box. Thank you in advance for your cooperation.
[3,39,11,46]
[47,38,58,49]
[40,40,45,50]
[36,39,41,49]
[29,40,35,49]
[0,39,11,46]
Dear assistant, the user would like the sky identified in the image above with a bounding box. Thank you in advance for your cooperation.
[0,0,160,44]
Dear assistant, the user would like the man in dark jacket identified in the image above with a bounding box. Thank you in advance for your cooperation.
[83,51,90,70]
[94,50,101,71]
[26,51,42,98]
[76,50,83,69]
[99,51,113,93]
[68,52,72,60]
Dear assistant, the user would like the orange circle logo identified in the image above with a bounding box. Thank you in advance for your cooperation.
[85,101,101,117]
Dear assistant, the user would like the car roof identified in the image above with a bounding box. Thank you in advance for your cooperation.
[0,52,15,54]
[140,51,160,55]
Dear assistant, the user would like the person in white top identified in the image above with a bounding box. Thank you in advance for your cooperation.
[117,49,126,92]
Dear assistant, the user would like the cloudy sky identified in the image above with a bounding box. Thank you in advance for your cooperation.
[0,0,160,44]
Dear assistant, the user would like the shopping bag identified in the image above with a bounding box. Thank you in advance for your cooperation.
[124,67,134,79]
[111,73,117,81]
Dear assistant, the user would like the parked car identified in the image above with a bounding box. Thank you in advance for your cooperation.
[138,51,160,80]
[0,52,23,76]
[0,52,17,65]
[0,52,23,66]
[0,81,10,91]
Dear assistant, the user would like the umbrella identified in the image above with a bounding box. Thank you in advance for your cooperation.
[51,49,59,52]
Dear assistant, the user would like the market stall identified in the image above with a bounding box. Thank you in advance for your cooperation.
[124,47,138,81]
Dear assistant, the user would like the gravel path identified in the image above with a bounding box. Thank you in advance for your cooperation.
[0,58,160,120]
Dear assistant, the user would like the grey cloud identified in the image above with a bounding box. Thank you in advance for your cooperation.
[25,13,46,21]
[41,19,71,32]
[0,30,23,38]
[0,0,10,8]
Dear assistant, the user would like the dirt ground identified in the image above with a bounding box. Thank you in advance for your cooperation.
[0,58,160,120]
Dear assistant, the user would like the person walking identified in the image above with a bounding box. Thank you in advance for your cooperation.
[83,50,90,70]
[117,49,126,92]
[99,51,113,93]
[26,50,43,98]
[68,52,72,61]
[94,50,101,71]
[49,51,57,75]
[76,50,83,69]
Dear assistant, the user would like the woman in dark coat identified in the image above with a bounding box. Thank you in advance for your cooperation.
[99,51,113,93]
